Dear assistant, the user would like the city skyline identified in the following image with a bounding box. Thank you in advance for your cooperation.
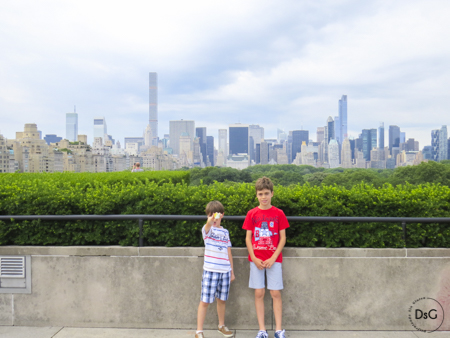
[1,1,450,149]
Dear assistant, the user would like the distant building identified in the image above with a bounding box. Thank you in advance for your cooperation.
[44,134,62,145]
[207,136,214,166]
[362,129,377,161]
[196,127,207,165]
[94,117,107,140]
[218,129,227,166]
[328,139,340,168]
[316,127,325,143]
[341,138,352,168]
[0,134,10,173]
[226,153,249,170]
[389,125,400,154]
[149,72,158,144]
[229,124,249,155]
[169,120,195,155]
[66,112,78,142]
[291,130,309,163]
[431,125,448,162]
[249,125,264,163]
[378,122,384,149]
[338,95,348,142]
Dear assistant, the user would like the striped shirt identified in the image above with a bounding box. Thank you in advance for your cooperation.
[202,225,232,273]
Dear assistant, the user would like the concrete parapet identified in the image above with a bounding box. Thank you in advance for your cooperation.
[0,246,449,331]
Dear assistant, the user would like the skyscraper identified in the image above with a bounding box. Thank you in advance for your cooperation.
[229,124,249,155]
[248,125,264,162]
[218,129,227,164]
[94,117,107,140]
[291,130,309,162]
[149,72,158,145]
[378,122,384,149]
[432,125,448,162]
[207,136,214,166]
[169,120,195,155]
[362,129,377,161]
[196,127,207,165]
[389,125,400,153]
[66,112,78,142]
[339,95,348,142]
[334,116,340,144]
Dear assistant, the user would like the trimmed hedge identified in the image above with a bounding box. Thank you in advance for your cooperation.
[1,172,450,247]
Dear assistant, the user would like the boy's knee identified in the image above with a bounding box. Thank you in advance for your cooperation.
[216,298,226,304]
[255,288,265,299]
[199,301,210,308]
[270,290,281,299]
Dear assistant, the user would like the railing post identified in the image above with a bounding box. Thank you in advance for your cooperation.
[402,221,407,247]
[139,219,144,247]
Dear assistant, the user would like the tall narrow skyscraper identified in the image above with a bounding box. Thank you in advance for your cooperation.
[66,111,78,142]
[149,72,158,145]
[378,122,385,149]
[339,95,348,142]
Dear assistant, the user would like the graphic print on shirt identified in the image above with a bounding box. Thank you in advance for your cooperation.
[253,221,276,251]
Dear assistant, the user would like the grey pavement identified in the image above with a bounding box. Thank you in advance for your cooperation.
[1,327,449,338]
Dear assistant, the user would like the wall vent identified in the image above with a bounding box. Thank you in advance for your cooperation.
[0,255,31,294]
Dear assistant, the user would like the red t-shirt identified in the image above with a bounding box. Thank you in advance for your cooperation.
[242,206,290,263]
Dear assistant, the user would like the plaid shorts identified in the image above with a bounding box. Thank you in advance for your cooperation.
[200,270,231,303]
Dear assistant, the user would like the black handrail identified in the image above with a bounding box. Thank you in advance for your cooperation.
[1,215,449,247]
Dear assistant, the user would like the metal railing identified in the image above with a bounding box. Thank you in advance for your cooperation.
[1,215,450,247]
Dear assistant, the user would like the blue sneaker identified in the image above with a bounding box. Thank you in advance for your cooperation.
[255,330,268,338]
[274,329,286,338]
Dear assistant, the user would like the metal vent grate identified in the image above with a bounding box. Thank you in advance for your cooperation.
[0,256,25,278]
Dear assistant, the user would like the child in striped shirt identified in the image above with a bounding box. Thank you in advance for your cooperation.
[196,200,235,338]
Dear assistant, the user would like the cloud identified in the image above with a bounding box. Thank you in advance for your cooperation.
[1,0,450,149]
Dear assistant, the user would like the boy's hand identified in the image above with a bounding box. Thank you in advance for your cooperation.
[252,257,265,270]
[263,256,277,269]
[230,270,235,282]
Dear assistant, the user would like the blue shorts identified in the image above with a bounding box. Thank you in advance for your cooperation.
[200,270,231,303]
[249,262,283,290]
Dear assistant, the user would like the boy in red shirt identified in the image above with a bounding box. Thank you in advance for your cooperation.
[242,177,289,338]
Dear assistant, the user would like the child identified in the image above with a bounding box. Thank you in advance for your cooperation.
[196,200,235,338]
[242,177,289,338]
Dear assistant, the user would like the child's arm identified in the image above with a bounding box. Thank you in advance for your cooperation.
[246,230,265,270]
[203,215,215,235]
[263,229,286,269]
[227,246,235,282]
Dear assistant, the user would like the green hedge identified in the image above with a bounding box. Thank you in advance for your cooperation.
[1,172,450,247]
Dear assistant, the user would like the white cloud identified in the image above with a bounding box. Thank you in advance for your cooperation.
[1,0,450,149]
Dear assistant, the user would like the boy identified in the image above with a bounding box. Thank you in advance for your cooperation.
[243,177,289,338]
[196,200,235,338]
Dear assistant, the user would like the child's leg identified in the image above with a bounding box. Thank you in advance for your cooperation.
[217,298,226,327]
[270,290,282,331]
[197,301,209,331]
[255,288,266,331]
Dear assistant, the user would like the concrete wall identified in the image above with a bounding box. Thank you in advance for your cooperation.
[1,246,450,331]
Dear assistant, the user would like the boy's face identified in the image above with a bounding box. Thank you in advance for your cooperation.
[256,189,273,210]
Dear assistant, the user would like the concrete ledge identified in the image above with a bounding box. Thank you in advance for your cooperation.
[1,246,450,331]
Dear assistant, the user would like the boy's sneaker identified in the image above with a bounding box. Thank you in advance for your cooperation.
[218,325,234,337]
[274,329,286,338]
[255,330,268,338]
[195,332,204,338]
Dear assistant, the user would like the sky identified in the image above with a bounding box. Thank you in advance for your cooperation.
[1,0,450,149]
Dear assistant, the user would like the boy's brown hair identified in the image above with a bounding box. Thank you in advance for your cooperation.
[255,176,274,192]
[205,200,225,216]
